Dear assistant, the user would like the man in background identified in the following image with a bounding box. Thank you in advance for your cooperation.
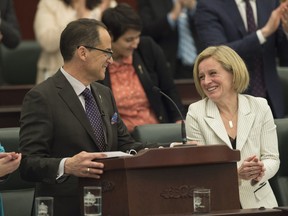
[138,0,202,79]
[0,0,21,84]
[195,0,288,118]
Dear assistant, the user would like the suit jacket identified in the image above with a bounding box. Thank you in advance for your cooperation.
[19,71,144,216]
[0,0,21,49]
[195,0,288,118]
[186,94,280,208]
[137,0,202,74]
[101,36,185,124]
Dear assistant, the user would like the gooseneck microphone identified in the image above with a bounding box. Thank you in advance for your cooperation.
[152,86,187,144]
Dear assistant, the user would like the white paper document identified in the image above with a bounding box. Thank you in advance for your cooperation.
[104,151,133,158]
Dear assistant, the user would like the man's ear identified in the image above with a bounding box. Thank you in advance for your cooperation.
[77,46,87,60]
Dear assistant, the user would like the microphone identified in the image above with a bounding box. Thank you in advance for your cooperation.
[152,86,187,144]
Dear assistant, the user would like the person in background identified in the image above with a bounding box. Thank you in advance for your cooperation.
[137,0,202,79]
[0,144,21,215]
[19,18,146,216]
[0,0,21,49]
[0,0,21,84]
[33,0,116,84]
[186,45,279,208]
[101,3,186,133]
[194,0,288,118]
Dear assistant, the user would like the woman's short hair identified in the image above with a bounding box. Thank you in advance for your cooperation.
[193,45,250,98]
[102,3,142,42]
[62,0,101,10]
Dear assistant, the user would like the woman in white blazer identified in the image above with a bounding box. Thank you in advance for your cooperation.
[186,45,280,209]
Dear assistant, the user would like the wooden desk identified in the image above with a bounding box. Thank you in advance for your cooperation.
[0,85,33,106]
[80,145,241,215]
[0,85,32,128]
[0,106,21,127]
[0,80,199,128]
[0,81,198,106]
[150,208,288,216]
[174,79,201,107]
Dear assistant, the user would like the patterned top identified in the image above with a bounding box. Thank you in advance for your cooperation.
[109,56,158,132]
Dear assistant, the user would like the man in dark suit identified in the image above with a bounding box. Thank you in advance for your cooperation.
[195,0,288,118]
[19,18,145,216]
[138,0,202,79]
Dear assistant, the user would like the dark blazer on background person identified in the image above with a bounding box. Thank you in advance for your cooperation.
[0,0,21,84]
[0,0,21,49]
[137,0,202,77]
[101,36,186,123]
[19,71,144,215]
[195,0,288,118]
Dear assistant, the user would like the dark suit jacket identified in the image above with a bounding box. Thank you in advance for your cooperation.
[137,0,202,74]
[101,36,185,123]
[0,0,21,49]
[195,0,288,118]
[19,71,144,216]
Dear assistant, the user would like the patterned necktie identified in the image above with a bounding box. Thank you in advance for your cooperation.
[244,0,266,97]
[178,9,197,66]
[81,88,106,152]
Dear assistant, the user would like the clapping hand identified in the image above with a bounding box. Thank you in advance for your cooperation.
[238,155,265,182]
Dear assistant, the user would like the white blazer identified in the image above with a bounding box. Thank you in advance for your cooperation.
[186,94,279,208]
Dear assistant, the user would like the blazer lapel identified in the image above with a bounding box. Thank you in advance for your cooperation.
[256,0,271,29]
[204,100,232,147]
[236,95,255,150]
[53,71,99,145]
[225,0,246,36]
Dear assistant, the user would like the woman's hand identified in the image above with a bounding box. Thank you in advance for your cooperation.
[238,155,265,182]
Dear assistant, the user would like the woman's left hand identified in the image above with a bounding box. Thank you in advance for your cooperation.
[238,155,265,181]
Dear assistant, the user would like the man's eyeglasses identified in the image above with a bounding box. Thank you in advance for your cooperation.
[77,45,113,58]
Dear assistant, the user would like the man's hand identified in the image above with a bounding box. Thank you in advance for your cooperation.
[64,151,107,179]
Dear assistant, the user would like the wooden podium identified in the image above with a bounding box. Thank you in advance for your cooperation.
[80,145,241,215]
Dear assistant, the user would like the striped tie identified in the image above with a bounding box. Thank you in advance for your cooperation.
[177,9,197,66]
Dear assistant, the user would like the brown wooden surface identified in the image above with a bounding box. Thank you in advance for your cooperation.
[148,208,288,216]
[0,106,21,127]
[0,81,197,107]
[175,79,201,108]
[0,80,200,128]
[80,145,241,216]
[14,0,38,40]
[0,85,32,106]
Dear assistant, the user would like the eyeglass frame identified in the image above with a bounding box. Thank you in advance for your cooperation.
[77,45,113,58]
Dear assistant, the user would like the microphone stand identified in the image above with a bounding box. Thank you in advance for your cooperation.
[152,87,187,144]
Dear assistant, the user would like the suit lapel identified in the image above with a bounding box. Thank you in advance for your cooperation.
[204,100,232,147]
[256,0,273,28]
[236,95,255,150]
[53,71,99,146]
[225,0,247,36]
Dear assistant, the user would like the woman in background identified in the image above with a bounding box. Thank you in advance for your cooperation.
[101,3,185,132]
[34,0,116,84]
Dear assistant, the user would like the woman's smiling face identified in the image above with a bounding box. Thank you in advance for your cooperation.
[198,57,235,102]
